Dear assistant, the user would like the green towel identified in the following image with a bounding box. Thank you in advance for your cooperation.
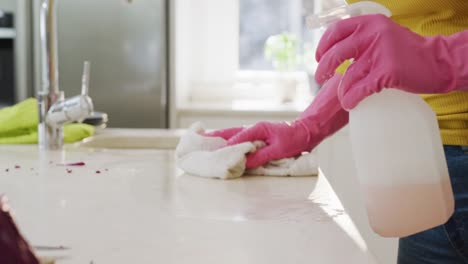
[0,98,95,144]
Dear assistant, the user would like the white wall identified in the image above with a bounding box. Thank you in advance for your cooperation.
[173,0,239,105]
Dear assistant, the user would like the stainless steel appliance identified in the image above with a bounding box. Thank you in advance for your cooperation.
[0,10,15,107]
[33,0,168,128]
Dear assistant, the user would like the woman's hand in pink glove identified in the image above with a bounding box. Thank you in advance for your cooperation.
[225,121,314,169]
[315,14,467,110]
[205,122,311,169]
[204,127,245,140]
[205,74,349,169]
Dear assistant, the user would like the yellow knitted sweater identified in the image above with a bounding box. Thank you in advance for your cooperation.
[342,0,468,145]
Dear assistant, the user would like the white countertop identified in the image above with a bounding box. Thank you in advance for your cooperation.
[0,134,375,264]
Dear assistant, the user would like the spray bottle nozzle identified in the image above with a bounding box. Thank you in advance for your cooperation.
[306,1,392,30]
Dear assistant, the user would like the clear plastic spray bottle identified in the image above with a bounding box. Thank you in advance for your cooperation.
[307,1,454,237]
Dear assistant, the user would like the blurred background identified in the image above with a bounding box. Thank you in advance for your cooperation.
[0,0,343,129]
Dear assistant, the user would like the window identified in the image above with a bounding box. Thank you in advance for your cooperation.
[239,0,315,72]
[173,0,344,103]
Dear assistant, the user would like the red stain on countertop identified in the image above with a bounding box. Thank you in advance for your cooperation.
[58,162,86,167]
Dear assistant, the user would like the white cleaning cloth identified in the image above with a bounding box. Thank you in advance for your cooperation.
[175,123,318,179]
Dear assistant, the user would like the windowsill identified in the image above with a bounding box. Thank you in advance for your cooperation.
[177,98,310,116]
[184,70,317,103]
[176,70,319,118]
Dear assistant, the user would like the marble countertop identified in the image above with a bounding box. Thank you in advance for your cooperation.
[0,133,375,264]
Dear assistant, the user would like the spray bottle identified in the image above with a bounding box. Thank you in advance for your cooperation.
[307,1,454,237]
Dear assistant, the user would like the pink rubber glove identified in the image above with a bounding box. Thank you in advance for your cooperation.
[212,74,349,169]
[205,127,245,140]
[315,14,468,110]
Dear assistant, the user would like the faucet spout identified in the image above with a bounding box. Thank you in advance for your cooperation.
[38,0,93,150]
[40,0,59,95]
[38,0,62,149]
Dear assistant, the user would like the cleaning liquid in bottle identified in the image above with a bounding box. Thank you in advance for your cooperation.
[307,1,454,237]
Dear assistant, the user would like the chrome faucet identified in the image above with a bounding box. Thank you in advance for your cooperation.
[38,0,93,149]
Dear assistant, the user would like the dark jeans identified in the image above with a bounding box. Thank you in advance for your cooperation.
[398,146,468,264]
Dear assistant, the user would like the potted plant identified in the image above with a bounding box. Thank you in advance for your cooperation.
[264,32,301,102]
